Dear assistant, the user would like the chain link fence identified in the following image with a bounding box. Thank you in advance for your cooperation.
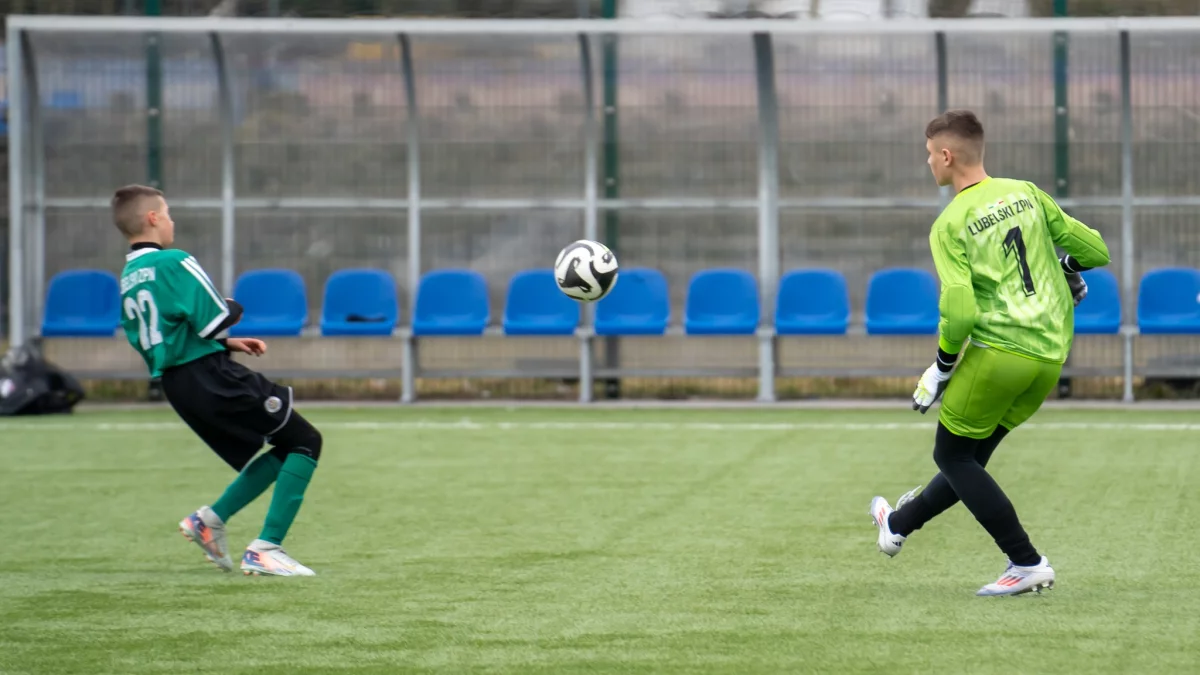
[4,10,1200,400]
[2,1,1200,19]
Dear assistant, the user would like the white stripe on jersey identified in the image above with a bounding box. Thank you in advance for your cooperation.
[180,257,230,338]
[182,256,224,302]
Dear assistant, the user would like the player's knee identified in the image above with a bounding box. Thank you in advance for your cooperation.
[932,423,979,471]
[932,444,954,471]
[269,421,322,463]
[290,426,322,462]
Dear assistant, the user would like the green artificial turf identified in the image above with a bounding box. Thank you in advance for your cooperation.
[1,407,1197,674]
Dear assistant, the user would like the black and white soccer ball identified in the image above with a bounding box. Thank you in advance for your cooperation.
[554,240,619,302]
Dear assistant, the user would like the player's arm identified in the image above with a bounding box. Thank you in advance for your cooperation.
[1032,184,1111,272]
[930,223,975,361]
[913,223,975,413]
[171,255,242,340]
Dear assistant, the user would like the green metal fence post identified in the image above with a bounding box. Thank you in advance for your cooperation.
[146,0,163,190]
[145,0,164,401]
[1053,0,1069,200]
[601,0,621,399]
[1053,0,1072,398]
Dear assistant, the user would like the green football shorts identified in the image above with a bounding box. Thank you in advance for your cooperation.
[938,341,1063,439]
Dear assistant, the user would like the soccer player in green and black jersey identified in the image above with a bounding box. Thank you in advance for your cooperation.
[115,185,321,577]
[868,111,1110,596]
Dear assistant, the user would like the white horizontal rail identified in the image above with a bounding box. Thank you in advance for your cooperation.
[35,195,1200,211]
[10,15,1200,36]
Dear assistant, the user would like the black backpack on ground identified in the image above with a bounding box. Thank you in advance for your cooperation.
[0,342,85,416]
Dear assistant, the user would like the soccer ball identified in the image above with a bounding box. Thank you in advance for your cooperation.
[554,240,619,302]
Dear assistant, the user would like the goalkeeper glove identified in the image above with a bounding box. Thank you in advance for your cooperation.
[1064,271,1087,307]
[912,356,954,414]
[1059,255,1089,307]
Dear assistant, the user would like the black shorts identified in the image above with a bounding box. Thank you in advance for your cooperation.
[161,351,294,471]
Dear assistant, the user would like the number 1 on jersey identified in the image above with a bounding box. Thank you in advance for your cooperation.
[124,289,164,350]
[1002,226,1037,297]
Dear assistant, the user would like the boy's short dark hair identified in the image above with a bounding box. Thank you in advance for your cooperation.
[925,110,985,162]
[112,184,164,237]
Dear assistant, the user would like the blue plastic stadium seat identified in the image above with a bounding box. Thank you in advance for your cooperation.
[503,269,579,336]
[320,269,399,336]
[228,269,307,337]
[865,268,940,335]
[42,269,121,337]
[684,269,759,335]
[1073,268,1121,335]
[413,269,490,336]
[595,268,669,336]
[48,90,84,110]
[775,269,850,335]
[1137,267,1200,334]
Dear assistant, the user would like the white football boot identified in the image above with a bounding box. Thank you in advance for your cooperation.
[976,557,1055,597]
[240,539,316,577]
[178,506,233,572]
[869,486,922,557]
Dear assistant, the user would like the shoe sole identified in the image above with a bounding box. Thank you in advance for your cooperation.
[241,556,315,577]
[980,578,1055,597]
[178,525,233,572]
[241,567,313,577]
[1012,579,1055,596]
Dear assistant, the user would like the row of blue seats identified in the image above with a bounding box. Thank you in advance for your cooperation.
[40,265,1200,338]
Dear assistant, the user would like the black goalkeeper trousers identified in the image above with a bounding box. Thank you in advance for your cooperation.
[890,422,1041,567]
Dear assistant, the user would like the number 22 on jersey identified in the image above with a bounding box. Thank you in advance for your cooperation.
[124,289,164,349]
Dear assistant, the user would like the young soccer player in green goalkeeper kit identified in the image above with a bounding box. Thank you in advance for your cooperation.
[114,185,320,577]
[869,110,1111,596]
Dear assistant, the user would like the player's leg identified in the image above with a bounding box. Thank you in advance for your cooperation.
[176,431,263,572]
[933,347,1036,565]
[190,357,326,577]
[871,344,1012,557]
[241,412,322,577]
[936,346,1057,594]
[161,367,268,572]
[887,425,1009,538]
[211,452,284,523]
[974,359,1061,596]
[179,438,284,572]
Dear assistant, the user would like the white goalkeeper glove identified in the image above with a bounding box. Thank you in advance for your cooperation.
[912,362,952,414]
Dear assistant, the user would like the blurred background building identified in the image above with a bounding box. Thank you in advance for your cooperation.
[2,0,1200,18]
[3,2,1200,401]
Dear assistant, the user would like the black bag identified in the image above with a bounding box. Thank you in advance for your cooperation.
[0,342,85,416]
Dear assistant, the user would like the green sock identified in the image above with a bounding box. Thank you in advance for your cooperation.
[259,454,318,546]
[211,452,283,523]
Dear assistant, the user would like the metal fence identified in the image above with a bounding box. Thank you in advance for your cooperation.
[0,0,610,20]
[7,16,1200,402]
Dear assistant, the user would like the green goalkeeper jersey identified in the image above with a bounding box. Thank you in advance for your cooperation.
[930,177,1110,364]
[119,246,230,377]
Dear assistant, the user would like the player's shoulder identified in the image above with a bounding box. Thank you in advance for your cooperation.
[990,176,1041,193]
[165,249,217,272]
[152,248,192,263]
[149,250,211,280]
[934,194,973,228]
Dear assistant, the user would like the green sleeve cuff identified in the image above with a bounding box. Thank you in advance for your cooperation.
[938,334,964,355]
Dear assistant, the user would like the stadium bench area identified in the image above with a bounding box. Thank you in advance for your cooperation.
[46,265,1200,340]
[28,264,1198,393]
